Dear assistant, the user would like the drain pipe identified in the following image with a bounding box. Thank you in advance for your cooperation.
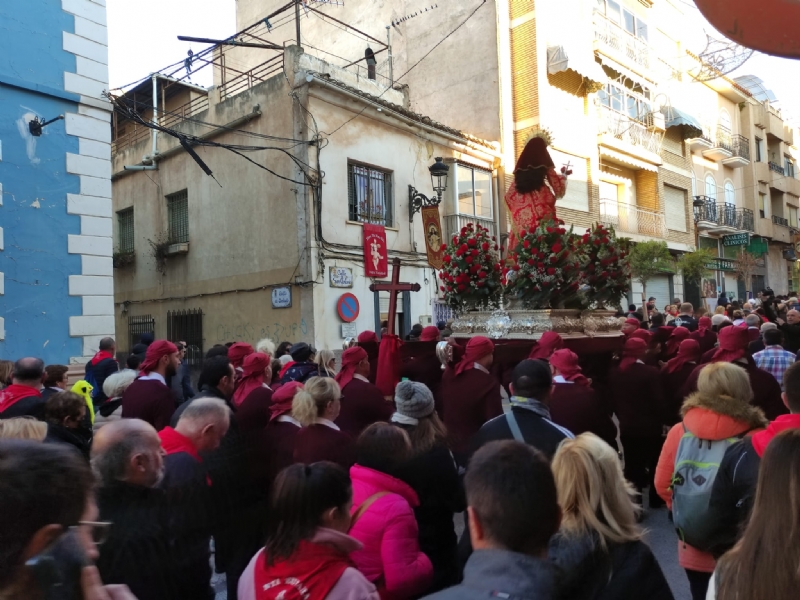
[123,165,158,171]
[151,73,159,158]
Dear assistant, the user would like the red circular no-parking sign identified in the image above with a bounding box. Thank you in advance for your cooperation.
[337,293,360,323]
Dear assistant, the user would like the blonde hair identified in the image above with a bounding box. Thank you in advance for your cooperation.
[292,376,341,427]
[0,417,48,441]
[0,360,13,388]
[552,433,642,547]
[315,349,337,377]
[715,305,726,315]
[697,362,754,404]
[256,338,276,358]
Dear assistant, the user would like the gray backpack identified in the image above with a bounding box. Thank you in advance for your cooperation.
[671,425,745,549]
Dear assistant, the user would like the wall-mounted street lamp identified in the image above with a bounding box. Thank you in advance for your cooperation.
[28,114,64,137]
[408,157,450,220]
[692,195,707,248]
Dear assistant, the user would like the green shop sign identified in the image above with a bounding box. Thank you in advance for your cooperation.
[722,233,750,247]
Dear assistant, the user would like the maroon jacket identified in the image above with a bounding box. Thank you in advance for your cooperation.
[121,378,175,431]
[335,378,394,438]
[608,362,666,437]
[440,367,503,462]
[236,386,273,433]
[293,423,355,469]
[400,358,444,414]
[263,419,301,480]
[660,362,698,424]
[550,382,617,449]
[681,360,787,421]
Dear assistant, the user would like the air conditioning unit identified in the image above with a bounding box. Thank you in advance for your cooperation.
[783,248,797,262]
[645,112,666,132]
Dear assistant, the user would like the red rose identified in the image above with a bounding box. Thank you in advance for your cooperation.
[546,226,554,234]
[468,238,477,247]
[440,243,447,251]
[537,262,545,269]
[466,256,474,264]
[550,256,558,264]
[457,284,466,292]
[440,286,445,292]
[547,267,556,275]
[477,281,485,287]
[461,227,467,235]
[494,244,499,251]
[472,249,479,256]
[593,239,601,246]
[494,264,501,271]
[552,242,562,254]
[446,285,453,291]
[492,236,497,241]
[481,242,490,251]
[601,271,608,277]
[479,270,487,278]
[443,255,452,263]
[523,240,530,249]
[527,258,535,266]
[460,243,469,252]
[513,264,521,271]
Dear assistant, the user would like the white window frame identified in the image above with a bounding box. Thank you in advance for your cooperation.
[724,180,735,205]
[454,163,494,220]
[705,174,718,200]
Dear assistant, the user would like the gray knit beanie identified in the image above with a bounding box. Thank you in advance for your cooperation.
[394,380,435,420]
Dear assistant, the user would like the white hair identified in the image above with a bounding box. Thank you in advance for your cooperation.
[279,354,293,366]
[178,397,230,431]
[255,338,276,357]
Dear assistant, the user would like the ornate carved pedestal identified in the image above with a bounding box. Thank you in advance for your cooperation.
[450,309,622,340]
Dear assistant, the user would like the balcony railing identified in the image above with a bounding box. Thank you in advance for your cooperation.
[731,134,751,161]
[598,106,662,154]
[593,12,650,70]
[773,215,789,227]
[599,199,666,238]
[715,125,732,153]
[693,197,755,232]
[443,214,497,244]
[769,162,785,175]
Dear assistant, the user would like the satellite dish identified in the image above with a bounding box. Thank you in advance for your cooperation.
[694,0,800,58]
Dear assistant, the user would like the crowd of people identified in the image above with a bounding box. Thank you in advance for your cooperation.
[1,291,800,600]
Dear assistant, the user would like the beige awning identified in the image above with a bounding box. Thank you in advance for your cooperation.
[599,147,659,172]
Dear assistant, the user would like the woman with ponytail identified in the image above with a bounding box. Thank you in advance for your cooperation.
[292,377,355,469]
[238,462,378,600]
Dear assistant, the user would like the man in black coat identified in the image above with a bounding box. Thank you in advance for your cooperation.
[470,359,573,461]
[85,337,119,405]
[92,419,180,599]
[705,361,800,557]
[778,309,800,353]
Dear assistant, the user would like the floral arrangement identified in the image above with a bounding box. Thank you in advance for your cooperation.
[439,223,502,310]
[503,218,582,308]
[578,223,630,309]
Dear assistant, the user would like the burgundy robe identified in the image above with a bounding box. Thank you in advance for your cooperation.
[691,329,718,354]
[440,367,503,463]
[660,362,698,424]
[550,383,617,449]
[335,378,394,438]
[608,363,665,437]
[293,424,355,469]
[263,420,301,480]
[400,357,444,414]
[121,379,175,431]
[236,386,273,433]
[681,360,787,421]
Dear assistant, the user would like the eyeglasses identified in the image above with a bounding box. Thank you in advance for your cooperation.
[72,521,113,546]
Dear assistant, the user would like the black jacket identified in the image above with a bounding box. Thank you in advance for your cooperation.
[85,357,119,404]
[44,423,91,460]
[548,532,674,600]
[395,434,464,593]
[779,321,800,353]
[672,314,698,332]
[705,437,761,557]
[96,481,180,600]
[470,405,573,461]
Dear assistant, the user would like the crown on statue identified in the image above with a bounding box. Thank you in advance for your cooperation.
[526,127,554,147]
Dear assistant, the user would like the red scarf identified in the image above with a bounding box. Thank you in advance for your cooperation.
[712,326,750,363]
[665,327,691,357]
[158,427,211,485]
[269,382,304,423]
[254,541,353,600]
[0,384,41,412]
[139,340,178,375]
[357,331,379,344]
[454,336,494,375]
[619,338,647,371]
[663,339,701,374]
[233,352,270,408]
[335,347,368,390]
[528,331,564,360]
[550,349,590,386]
[228,342,255,370]
[751,414,800,457]
[91,350,115,365]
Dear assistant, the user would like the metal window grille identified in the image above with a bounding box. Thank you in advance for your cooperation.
[167,190,189,243]
[117,208,134,253]
[167,309,204,369]
[348,163,393,227]
[128,315,155,352]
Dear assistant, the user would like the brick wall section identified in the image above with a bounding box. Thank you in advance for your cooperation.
[510,17,538,125]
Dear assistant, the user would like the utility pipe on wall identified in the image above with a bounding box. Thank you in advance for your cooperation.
[151,74,158,158]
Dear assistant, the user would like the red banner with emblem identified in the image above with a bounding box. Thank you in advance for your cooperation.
[363,223,388,277]
[421,205,445,269]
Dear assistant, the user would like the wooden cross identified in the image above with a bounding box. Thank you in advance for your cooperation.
[369,257,421,336]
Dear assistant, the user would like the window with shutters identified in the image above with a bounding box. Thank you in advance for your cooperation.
[117,208,134,253]
[166,190,189,243]
[759,193,768,218]
[347,162,393,227]
[549,149,589,212]
[664,186,687,232]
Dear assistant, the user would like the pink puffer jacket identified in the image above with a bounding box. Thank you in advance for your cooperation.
[348,465,433,599]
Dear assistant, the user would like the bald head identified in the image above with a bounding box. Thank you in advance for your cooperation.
[13,358,44,388]
[176,397,230,453]
[91,419,163,488]
[745,314,761,328]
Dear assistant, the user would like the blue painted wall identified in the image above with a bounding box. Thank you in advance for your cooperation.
[0,0,84,363]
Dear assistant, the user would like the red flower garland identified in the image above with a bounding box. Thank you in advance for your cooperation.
[578,223,630,308]
[439,223,501,310]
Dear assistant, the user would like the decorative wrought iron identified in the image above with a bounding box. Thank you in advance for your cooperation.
[695,33,754,82]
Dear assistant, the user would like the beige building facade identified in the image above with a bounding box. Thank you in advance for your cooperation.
[110,47,500,355]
